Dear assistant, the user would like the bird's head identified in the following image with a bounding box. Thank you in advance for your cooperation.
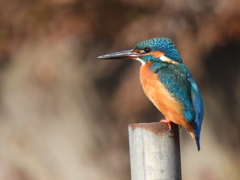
[98,38,182,65]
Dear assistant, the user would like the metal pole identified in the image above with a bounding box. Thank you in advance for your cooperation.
[128,122,182,180]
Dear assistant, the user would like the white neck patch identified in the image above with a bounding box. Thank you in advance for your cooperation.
[133,55,178,66]
[160,55,179,65]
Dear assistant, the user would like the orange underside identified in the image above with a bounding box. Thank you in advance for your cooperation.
[140,62,195,139]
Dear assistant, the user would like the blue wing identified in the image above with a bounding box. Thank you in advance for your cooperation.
[178,65,204,151]
[188,75,204,150]
[153,62,204,150]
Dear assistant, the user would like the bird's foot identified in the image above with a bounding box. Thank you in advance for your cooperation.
[179,125,182,129]
[160,119,172,131]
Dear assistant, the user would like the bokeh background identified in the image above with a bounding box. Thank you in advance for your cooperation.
[0,0,240,179]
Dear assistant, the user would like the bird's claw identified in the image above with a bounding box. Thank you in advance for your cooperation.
[160,119,172,131]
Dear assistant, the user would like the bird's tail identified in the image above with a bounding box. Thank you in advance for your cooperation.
[189,131,200,151]
[195,135,200,151]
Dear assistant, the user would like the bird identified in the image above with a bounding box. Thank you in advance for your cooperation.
[98,37,204,151]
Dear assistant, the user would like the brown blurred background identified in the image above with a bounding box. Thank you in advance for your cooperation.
[0,0,239,179]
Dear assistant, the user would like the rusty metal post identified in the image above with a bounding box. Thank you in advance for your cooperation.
[128,122,181,180]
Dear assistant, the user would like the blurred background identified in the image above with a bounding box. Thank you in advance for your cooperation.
[0,0,239,179]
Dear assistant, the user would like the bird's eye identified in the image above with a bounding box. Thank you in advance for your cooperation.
[139,47,152,54]
[144,47,151,53]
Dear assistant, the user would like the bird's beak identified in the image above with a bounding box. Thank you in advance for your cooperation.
[97,49,139,60]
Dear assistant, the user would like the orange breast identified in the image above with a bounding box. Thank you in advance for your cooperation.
[140,62,194,136]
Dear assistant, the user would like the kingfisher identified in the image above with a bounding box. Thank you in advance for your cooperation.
[98,37,204,151]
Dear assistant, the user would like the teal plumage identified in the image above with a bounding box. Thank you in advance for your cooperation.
[150,60,204,150]
[133,38,182,63]
[98,37,204,151]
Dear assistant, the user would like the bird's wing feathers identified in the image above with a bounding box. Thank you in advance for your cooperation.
[184,66,204,131]
[187,72,204,151]
[188,76,204,136]
[156,63,203,128]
